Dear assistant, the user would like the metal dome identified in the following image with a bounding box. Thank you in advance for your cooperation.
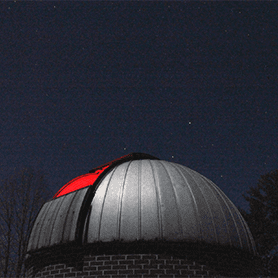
[27,154,256,256]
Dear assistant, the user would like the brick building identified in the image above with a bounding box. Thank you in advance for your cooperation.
[25,153,260,277]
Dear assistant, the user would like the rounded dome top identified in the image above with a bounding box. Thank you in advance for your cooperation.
[27,154,256,256]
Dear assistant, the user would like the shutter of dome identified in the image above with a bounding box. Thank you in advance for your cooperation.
[27,187,89,252]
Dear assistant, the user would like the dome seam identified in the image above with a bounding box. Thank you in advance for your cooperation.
[206,178,244,250]
[31,201,52,251]
[228,193,254,253]
[117,161,132,240]
[186,170,218,244]
[173,164,203,241]
[201,176,232,247]
[159,161,184,240]
[198,175,219,244]
[47,194,68,247]
[138,160,142,239]
[98,167,118,241]
[61,191,79,244]
[149,159,163,239]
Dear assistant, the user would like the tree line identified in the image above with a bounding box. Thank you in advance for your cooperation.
[0,168,51,277]
[241,169,278,276]
[0,167,277,277]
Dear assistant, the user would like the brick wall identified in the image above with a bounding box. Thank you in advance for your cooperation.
[26,241,260,277]
[27,253,218,278]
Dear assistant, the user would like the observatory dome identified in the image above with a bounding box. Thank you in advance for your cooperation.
[27,153,256,256]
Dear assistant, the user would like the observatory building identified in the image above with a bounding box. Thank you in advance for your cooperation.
[26,153,259,278]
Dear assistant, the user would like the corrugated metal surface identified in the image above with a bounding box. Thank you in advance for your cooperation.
[84,160,256,255]
[27,157,256,256]
[27,187,88,252]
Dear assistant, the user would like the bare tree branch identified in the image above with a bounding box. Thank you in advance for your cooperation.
[0,168,52,277]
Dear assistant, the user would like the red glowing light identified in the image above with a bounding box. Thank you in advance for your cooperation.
[53,153,159,199]
[53,165,110,198]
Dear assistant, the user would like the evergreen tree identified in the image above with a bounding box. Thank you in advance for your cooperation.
[242,170,278,276]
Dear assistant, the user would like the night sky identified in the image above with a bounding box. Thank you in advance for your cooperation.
[1,2,277,212]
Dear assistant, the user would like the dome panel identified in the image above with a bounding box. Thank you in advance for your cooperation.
[27,200,52,252]
[177,165,216,243]
[150,161,183,240]
[53,188,87,245]
[49,193,75,246]
[197,177,231,245]
[140,160,160,239]
[166,163,200,240]
[86,171,115,242]
[202,177,235,245]
[99,163,129,241]
[206,178,243,249]
[40,195,66,248]
[120,160,140,240]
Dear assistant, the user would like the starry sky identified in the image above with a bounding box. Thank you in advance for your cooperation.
[1,2,277,212]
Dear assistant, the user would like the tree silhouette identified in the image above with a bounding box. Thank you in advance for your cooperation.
[0,168,52,277]
[242,169,278,276]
